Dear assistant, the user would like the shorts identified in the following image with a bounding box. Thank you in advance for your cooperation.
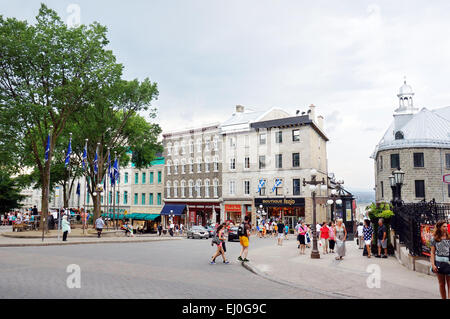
[377,239,387,249]
[239,236,249,248]
[364,240,371,246]
[297,234,305,245]
[277,233,284,239]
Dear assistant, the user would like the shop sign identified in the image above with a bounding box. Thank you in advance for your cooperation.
[225,204,242,212]
[420,224,435,256]
[255,197,305,207]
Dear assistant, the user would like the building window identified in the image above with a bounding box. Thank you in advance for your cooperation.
[205,157,210,173]
[259,133,266,145]
[378,156,383,171]
[181,159,186,174]
[181,141,186,155]
[213,157,219,171]
[173,181,178,197]
[390,154,400,169]
[157,193,162,205]
[205,180,210,198]
[134,193,138,205]
[415,180,425,198]
[293,179,301,195]
[380,181,384,198]
[167,143,172,156]
[292,129,300,142]
[189,140,194,153]
[197,139,202,153]
[229,181,236,195]
[142,193,146,205]
[135,172,139,184]
[181,181,186,198]
[142,172,146,184]
[275,154,282,169]
[213,179,219,198]
[166,182,171,198]
[124,172,128,184]
[213,137,219,151]
[275,179,283,195]
[395,131,404,140]
[276,131,283,143]
[229,137,236,148]
[195,180,201,198]
[188,180,194,198]
[205,139,210,152]
[292,153,300,167]
[158,171,162,183]
[244,180,250,195]
[173,142,179,156]
[446,153,450,169]
[197,158,202,172]
[230,158,236,170]
[149,193,154,205]
[259,156,266,169]
[413,153,424,168]
[244,157,250,169]
[167,161,171,175]
[124,191,128,205]
[149,172,154,184]
[173,160,178,174]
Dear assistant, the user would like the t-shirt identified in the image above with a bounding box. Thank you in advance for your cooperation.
[277,223,284,233]
[95,218,105,229]
[320,226,329,239]
[430,238,450,257]
[363,226,373,241]
[377,225,386,240]
[357,225,364,236]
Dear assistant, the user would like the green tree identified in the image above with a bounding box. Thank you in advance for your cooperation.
[0,171,26,214]
[0,4,125,226]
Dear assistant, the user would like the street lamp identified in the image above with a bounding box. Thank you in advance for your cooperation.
[326,180,344,221]
[303,169,327,259]
[390,168,405,207]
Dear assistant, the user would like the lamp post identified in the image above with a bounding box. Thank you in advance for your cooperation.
[326,180,344,221]
[389,168,405,207]
[303,169,328,259]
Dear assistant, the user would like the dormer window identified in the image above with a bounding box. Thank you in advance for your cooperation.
[395,131,404,140]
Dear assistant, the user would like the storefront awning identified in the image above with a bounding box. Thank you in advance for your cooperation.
[132,213,160,221]
[160,204,186,216]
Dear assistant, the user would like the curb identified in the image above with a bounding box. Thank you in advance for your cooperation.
[0,237,181,248]
[241,261,355,299]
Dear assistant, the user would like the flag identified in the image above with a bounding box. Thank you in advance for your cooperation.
[76,182,80,196]
[44,135,50,162]
[111,158,119,186]
[94,149,98,174]
[82,142,87,170]
[257,179,265,193]
[64,138,72,167]
[271,179,282,193]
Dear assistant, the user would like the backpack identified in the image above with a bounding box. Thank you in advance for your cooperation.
[238,222,246,237]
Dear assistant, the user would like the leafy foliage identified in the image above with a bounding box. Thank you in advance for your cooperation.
[0,171,26,213]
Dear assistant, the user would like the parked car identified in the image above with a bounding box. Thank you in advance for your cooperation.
[228,226,240,242]
[186,226,209,239]
[205,226,215,238]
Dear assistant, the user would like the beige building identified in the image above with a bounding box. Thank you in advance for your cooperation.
[372,81,450,204]
[220,104,329,228]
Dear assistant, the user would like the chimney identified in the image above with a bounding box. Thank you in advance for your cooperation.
[308,104,316,121]
[317,115,324,130]
[235,105,244,113]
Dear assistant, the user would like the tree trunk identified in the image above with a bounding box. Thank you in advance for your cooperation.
[93,194,101,221]
[40,166,49,231]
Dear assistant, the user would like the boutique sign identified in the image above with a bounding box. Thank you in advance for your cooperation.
[254,197,305,207]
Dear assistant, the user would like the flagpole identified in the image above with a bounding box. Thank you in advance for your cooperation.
[83,138,88,235]
[113,151,117,230]
[42,126,53,242]
[117,156,120,229]
[106,147,110,229]
[62,132,72,242]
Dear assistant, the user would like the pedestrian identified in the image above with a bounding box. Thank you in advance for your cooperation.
[430,220,450,299]
[210,223,229,264]
[357,222,364,249]
[296,221,307,254]
[363,219,373,258]
[157,224,162,236]
[276,219,285,246]
[180,223,184,235]
[169,222,174,237]
[328,221,336,253]
[316,223,321,240]
[238,216,251,262]
[305,224,311,248]
[61,215,71,242]
[320,222,329,254]
[95,216,105,238]
[334,218,347,260]
[376,218,388,258]
[32,205,38,216]
[284,224,289,240]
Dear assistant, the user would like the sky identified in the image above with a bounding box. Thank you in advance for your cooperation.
[2,0,450,190]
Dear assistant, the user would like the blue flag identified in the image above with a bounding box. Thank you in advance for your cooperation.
[94,150,98,174]
[257,179,265,193]
[272,179,282,193]
[111,158,119,186]
[82,143,87,170]
[44,135,50,162]
[76,182,80,196]
[64,139,72,167]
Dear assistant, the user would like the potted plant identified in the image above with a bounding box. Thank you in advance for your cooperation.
[366,202,395,255]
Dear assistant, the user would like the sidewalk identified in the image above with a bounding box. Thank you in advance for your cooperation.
[244,235,440,299]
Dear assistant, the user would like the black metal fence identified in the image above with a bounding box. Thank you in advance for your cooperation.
[391,200,450,256]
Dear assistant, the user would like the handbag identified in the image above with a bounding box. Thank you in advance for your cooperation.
[436,261,450,275]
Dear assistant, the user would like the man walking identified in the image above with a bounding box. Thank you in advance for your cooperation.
[376,218,388,258]
[238,216,251,262]
[95,216,105,238]
[276,219,285,246]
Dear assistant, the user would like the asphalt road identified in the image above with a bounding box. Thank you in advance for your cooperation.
[0,236,330,299]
